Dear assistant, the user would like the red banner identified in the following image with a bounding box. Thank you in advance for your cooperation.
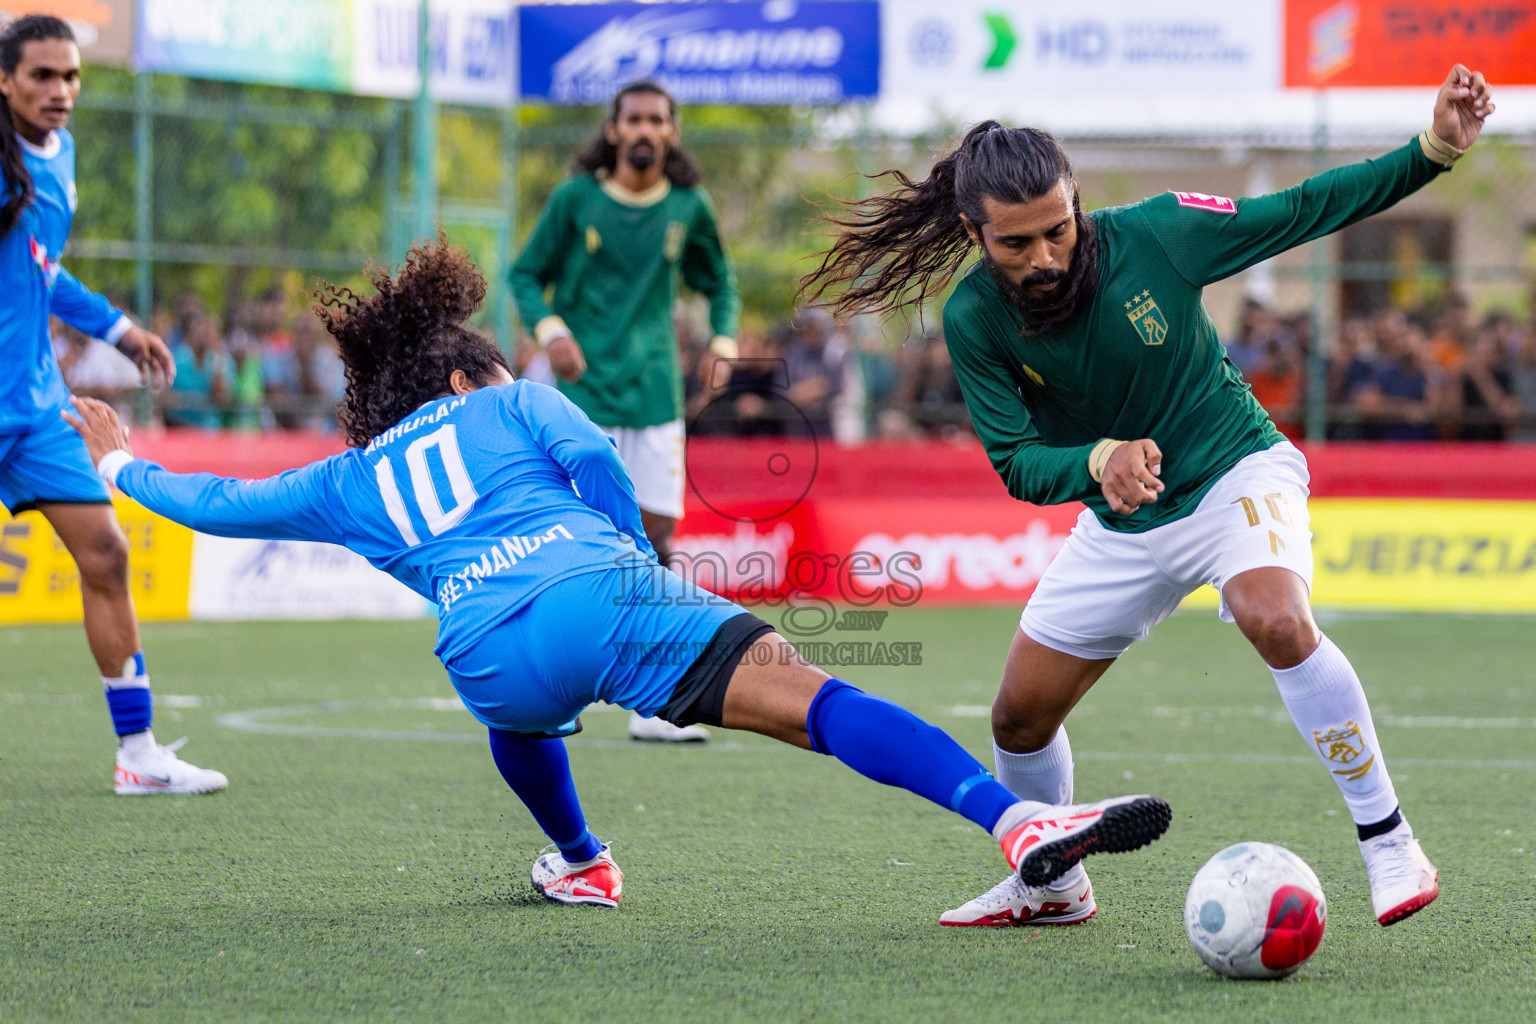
[1284,1,1536,88]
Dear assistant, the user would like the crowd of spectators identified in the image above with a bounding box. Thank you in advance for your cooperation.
[57,288,1536,444]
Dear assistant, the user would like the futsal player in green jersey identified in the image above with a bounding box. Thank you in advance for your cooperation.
[804,65,1495,929]
[511,81,739,742]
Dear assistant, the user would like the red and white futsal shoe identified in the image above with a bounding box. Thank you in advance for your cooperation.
[940,865,1096,927]
[114,737,228,795]
[1361,822,1439,926]
[530,844,624,908]
[996,795,1172,887]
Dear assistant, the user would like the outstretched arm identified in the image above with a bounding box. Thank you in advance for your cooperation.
[64,396,342,543]
[51,268,176,388]
[504,383,659,562]
[1149,64,1495,287]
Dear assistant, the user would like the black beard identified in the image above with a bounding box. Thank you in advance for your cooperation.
[625,143,657,171]
[985,212,1100,337]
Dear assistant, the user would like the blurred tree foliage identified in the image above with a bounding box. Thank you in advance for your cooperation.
[62,66,935,332]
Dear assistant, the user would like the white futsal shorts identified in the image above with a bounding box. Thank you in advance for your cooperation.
[599,419,686,519]
[1021,442,1313,660]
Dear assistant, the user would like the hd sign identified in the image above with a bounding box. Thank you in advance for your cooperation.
[518,1,880,105]
[882,0,1282,100]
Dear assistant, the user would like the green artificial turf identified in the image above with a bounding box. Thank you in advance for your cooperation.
[2,609,1533,1022]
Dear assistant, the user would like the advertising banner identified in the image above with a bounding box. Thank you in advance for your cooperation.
[134,0,516,105]
[1284,0,1536,88]
[188,535,432,620]
[518,1,880,105]
[1,0,135,68]
[0,499,192,625]
[881,0,1281,103]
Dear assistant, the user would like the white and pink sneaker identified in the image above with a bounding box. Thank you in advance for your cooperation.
[1361,822,1438,926]
[530,844,624,908]
[940,865,1096,927]
[996,795,1172,886]
[114,736,228,796]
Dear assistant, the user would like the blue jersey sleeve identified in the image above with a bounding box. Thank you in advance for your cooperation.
[110,456,344,544]
[51,266,131,342]
[503,383,659,562]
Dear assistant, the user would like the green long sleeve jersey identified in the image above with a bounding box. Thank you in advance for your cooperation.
[510,174,740,428]
[943,139,1447,533]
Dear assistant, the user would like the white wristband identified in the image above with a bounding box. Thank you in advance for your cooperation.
[96,449,134,487]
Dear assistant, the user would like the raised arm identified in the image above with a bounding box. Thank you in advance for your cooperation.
[1148,65,1494,287]
[681,189,741,357]
[52,267,176,387]
[504,382,659,562]
[64,396,343,543]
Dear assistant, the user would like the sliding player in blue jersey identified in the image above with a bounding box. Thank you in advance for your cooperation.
[0,16,225,794]
[66,238,1170,913]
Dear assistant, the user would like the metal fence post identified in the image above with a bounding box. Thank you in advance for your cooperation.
[133,72,152,322]
[411,0,439,244]
[1305,91,1330,443]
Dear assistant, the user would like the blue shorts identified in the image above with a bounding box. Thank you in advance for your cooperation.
[0,412,111,513]
[444,565,749,735]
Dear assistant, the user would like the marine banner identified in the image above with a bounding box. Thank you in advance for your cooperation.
[518,1,881,105]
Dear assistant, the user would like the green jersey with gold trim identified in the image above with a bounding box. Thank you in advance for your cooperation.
[510,174,739,429]
[942,139,1447,533]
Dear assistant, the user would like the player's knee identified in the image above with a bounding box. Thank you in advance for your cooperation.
[1243,605,1319,669]
[991,696,1059,753]
[73,527,131,592]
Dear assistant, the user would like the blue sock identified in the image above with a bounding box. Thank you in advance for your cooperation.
[805,679,1019,833]
[487,728,603,863]
[102,651,152,737]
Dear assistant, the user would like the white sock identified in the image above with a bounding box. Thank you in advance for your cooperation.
[118,729,157,758]
[1271,634,1399,826]
[993,727,1085,888]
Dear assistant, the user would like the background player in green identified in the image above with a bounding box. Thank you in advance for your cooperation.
[511,81,739,742]
[804,65,1495,931]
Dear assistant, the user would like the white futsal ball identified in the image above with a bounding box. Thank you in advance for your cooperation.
[1184,842,1327,980]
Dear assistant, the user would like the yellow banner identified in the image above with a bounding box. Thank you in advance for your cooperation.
[0,497,193,624]
[1184,498,1536,613]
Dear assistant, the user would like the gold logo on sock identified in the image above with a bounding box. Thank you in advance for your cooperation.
[1314,720,1375,780]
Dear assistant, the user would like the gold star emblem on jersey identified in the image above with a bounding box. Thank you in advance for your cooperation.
[1020,362,1044,387]
[1125,290,1168,345]
[585,226,602,254]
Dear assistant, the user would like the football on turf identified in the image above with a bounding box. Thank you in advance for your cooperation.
[1184,842,1326,980]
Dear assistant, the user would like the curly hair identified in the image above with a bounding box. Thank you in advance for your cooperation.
[315,236,510,448]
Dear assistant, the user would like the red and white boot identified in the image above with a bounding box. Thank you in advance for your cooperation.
[995,795,1172,887]
[1361,822,1438,925]
[940,865,1096,927]
[530,844,624,908]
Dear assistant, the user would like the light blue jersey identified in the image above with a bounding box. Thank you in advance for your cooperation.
[107,381,666,661]
[1,129,130,433]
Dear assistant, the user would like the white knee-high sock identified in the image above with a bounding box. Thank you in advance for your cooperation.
[994,727,1085,888]
[993,726,1074,805]
[1271,634,1399,826]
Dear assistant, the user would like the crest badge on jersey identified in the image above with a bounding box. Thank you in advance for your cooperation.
[1171,191,1237,214]
[28,235,61,287]
[1125,290,1168,345]
[664,221,686,262]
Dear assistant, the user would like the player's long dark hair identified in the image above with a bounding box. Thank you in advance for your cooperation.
[572,81,703,188]
[316,235,510,448]
[801,121,1098,334]
[0,15,74,239]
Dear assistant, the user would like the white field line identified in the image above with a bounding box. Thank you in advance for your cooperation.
[213,698,1536,768]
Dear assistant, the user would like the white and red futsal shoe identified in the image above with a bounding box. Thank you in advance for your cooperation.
[995,795,1172,886]
[1361,822,1439,926]
[530,844,624,908]
[940,865,1097,927]
[114,736,228,795]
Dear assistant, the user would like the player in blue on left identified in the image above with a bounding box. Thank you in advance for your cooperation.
[0,15,226,794]
[65,238,1172,914]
